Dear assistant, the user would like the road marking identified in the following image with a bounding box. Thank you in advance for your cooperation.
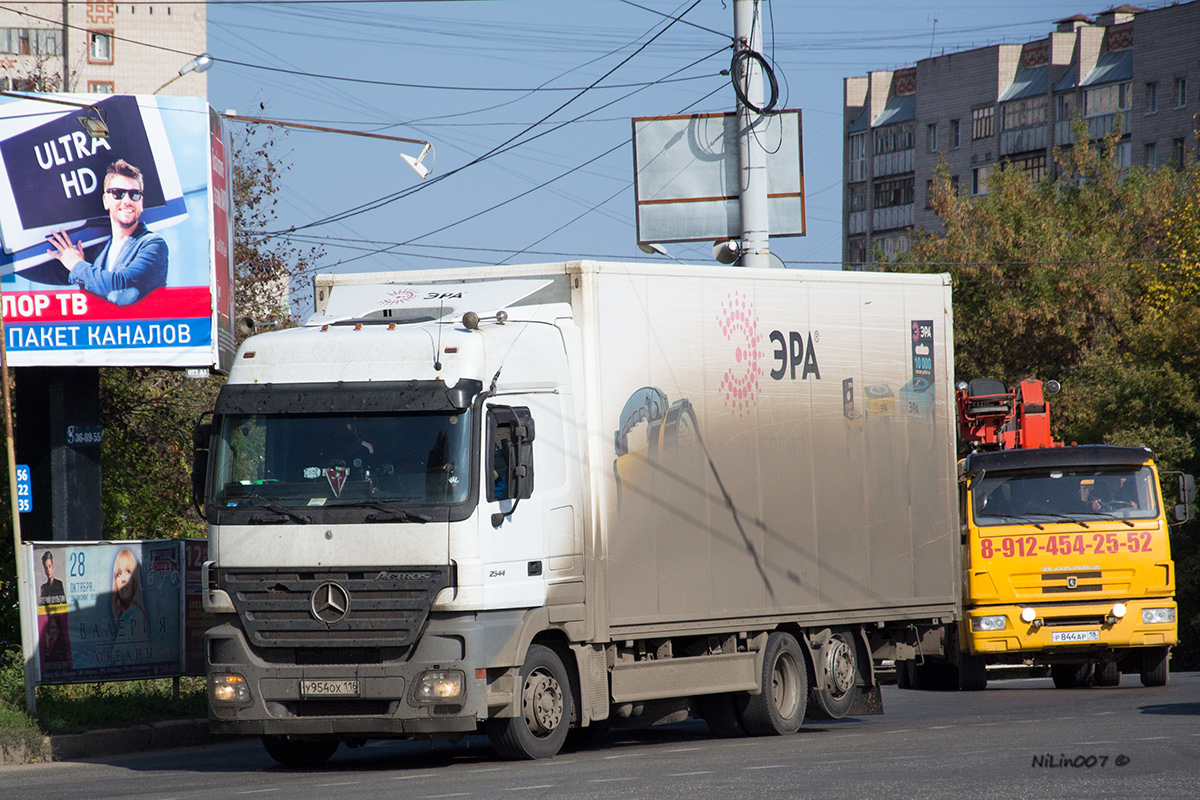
[506,786,555,791]
[316,782,358,788]
[885,729,916,734]
[667,747,703,752]
[1076,741,1116,745]
[813,760,854,765]
[668,771,713,776]
[393,774,435,780]
[743,765,787,770]
[603,753,644,760]
[1135,736,1168,741]
[424,794,470,799]
[589,778,635,783]
[930,725,956,729]
[235,791,281,796]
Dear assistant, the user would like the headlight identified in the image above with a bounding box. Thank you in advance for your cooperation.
[971,615,1007,631]
[1142,608,1176,624]
[413,670,465,704]
[210,673,251,704]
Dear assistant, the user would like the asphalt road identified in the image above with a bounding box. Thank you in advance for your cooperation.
[4,670,1198,799]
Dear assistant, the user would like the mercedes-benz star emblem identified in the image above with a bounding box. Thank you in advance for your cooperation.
[310,582,351,624]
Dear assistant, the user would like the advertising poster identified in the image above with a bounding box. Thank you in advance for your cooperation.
[27,541,183,684]
[183,539,213,675]
[0,94,230,369]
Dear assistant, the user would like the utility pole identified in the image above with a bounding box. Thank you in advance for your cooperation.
[733,0,769,268]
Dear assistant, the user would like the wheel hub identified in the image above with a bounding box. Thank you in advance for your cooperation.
[826,638,855,696]
[522,669,563,736]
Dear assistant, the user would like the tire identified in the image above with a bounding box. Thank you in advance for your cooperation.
[1051,662,1095,689]
[700,692,748,738]
[1095,661,1121,687]
[807,628,860,720]
[736,631,808,736]
[261,735,339,768]
[487,644,573,759]
[958,654,988,692]
[1140,646,1169,687]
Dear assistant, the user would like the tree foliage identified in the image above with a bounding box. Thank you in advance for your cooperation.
[893,122,1200,667]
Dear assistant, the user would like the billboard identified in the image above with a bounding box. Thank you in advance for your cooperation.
[0,94,236,370]
[25,540,186,683]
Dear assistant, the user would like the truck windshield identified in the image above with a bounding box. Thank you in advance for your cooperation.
[211,410,472,509]
[972,465,1158,526]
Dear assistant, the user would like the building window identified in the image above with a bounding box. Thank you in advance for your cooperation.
[848,183,867,212]
[1176,77,1188,108]
[1056,93,1077,122]
[873,122,914,155]
[88,81,114,94]
[874,177,914,208]
[972,107,994,140]
[1115,141,1131,168]
[89,31,113,64]
[848,237,868,266]
[1084,82,1131,116]
[0,28,63,55]
[1174,138,1186,168]
[849,133,867,182]
[951,119,961,149]
[972,165,992,196]
[1001,96,1047,130]
[1145,142,1157,167]
[927,123,938,153]
[1146,82,1158,113]
[1018,154,1047,183]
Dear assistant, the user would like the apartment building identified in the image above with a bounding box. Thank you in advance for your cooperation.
[843,2,1199,267]
[0,2,206,95]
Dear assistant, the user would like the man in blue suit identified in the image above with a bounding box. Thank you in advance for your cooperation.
[48,159,169,306]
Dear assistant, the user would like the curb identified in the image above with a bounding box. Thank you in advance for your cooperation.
[45,718,215,763]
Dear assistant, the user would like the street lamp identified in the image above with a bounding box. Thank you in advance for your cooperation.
[154,54,213,95]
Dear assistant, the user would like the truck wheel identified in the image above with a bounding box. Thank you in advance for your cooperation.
[1095,661,1121,687]
[1051,662,1094,689]
[958,654,988,691]
[487,644,572,759]
[699,692,748,738]
[807,628,860,719]
[1140,646,1169,687]
[261,735,339,767]
[737,631,807,735]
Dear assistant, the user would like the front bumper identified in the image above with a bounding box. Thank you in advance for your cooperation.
[206,612,493,737]
[964,598,1177,658]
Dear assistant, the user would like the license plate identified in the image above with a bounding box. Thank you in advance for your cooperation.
[301,679,359,697]
[1051,630,1100,643]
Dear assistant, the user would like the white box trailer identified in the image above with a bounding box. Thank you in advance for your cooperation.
[198,261,958,764]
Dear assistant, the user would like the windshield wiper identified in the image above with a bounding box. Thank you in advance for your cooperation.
[1073,511,1136,527]
[980,513,1045,530]
[1024,513,1089,528]
[355,501,432,523]
[241,494,311,524]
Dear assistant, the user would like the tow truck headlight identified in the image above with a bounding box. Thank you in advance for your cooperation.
[210,673,251,704]
[971,615,1007,632]
[413,670,465,704]
[1142,608,1176,624]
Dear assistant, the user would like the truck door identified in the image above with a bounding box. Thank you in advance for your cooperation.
[478,404,546,608]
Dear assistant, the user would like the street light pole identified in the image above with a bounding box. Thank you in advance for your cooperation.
[733,0,770,269]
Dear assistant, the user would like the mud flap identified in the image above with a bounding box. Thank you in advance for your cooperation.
[847,682,884,715]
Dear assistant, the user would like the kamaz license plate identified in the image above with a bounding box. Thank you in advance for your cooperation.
[1051,630,1100,643]
[301,679,359,697]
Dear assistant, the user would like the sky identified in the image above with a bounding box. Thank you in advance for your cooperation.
[203,0,1141,297]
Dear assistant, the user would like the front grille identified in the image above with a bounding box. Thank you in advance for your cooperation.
[1042,615,1106,627]
[220,567,450,650]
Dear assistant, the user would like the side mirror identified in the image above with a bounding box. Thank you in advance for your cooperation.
[192,419,212,518]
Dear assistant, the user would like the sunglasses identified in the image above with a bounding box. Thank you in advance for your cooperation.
[106,188,144,202]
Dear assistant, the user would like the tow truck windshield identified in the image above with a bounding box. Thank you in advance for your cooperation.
[972,465,1158,527]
